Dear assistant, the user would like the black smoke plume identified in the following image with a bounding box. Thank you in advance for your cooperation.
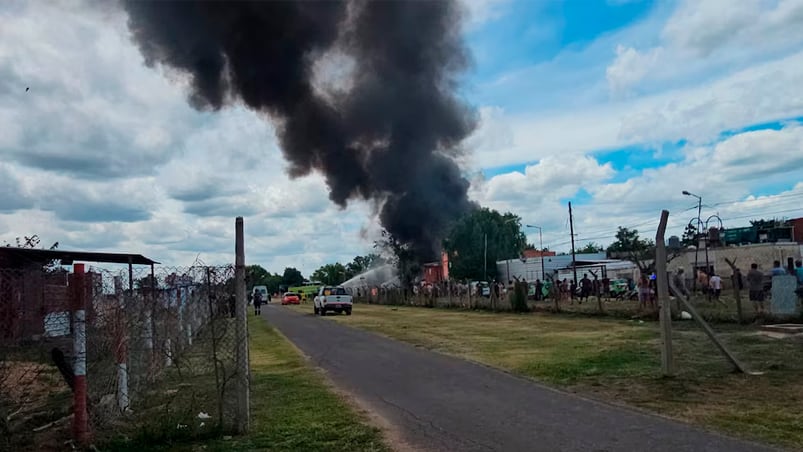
[123,0,477,261]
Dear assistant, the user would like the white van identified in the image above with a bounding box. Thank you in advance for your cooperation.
[252,285,269,303]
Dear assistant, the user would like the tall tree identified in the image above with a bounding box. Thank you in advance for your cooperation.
[374,231,419,289]
[442,208,526,281]
[281,267,305,288]
[344,254,381,280]
[246,265,283,294]
[606,227,655,272]
[681,222,698,247]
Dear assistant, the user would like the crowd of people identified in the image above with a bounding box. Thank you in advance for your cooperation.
[671,259,803,314]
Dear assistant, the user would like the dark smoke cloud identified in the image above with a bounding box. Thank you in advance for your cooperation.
[123,0,477,260]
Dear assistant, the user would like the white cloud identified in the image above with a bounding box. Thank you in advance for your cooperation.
[470,50,803,168]
[474,125,803,252]
[605,45,663,95]
[606,0,803,93]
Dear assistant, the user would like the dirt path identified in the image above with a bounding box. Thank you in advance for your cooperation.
[261,304,778,452]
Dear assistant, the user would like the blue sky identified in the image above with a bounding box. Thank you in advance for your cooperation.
[1,0,803,274]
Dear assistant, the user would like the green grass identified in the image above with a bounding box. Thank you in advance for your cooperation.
[291,304,803,449]
[109,316,388,452]
[199,316,388,452]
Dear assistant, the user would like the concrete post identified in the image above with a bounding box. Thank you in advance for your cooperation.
[235,217,250,433]
[71,264,89,445]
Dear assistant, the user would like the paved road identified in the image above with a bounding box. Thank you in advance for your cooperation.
[262,304,778,452]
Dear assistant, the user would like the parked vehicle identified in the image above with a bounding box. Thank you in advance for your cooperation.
[471,281,491,297]
[609,279,629,297]
[314,286,353,316]
[281,292,300,305]
[252,285,269,304]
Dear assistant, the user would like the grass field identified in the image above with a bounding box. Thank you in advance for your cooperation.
[294,304,803,449]
[113,316,388,452]
[201,316,388,452]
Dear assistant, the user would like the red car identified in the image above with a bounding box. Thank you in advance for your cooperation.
[281,292,301,305]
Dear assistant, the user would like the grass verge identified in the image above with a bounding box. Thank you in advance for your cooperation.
[291,303,803,449]
[111,316,388,452]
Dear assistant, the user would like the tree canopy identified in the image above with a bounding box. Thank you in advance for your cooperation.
[310,262,347,286]
[576,242,604,254]
[281,267,305,288]
[246,265,283,294]
[442,208,526,281]
[681,222,698,247]
[606,227,655,271]
[309,254,382,286]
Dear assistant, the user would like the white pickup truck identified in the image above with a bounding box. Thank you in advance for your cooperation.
[314,286,352,316]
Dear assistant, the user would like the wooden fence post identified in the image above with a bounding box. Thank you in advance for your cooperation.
[655,210,674,377]
[724,257,744,323]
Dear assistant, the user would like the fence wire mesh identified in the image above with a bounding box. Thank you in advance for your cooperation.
[1,264,240,450]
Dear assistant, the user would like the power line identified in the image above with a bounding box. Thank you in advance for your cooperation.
[545,205,803,250]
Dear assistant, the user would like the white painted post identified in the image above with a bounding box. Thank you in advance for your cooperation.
[164,338,173,367]
[117,363,129,412]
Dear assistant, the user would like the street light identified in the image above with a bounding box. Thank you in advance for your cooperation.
[683,190,703,293]
[525,225,546,283]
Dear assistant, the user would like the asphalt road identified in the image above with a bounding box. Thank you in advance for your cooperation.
[261,304,778,452]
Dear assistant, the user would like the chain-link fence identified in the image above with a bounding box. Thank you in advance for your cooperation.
[1,264,241,450]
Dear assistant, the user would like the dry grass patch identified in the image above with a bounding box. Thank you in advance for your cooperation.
[293,304,803,449]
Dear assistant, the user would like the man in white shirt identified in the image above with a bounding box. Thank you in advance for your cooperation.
[709,273,722,301]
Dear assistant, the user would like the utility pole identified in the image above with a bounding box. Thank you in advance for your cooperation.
[569,202,577,285]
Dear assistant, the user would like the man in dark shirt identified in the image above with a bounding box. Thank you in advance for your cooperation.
[580,274,592,302]
[746,263,765,314]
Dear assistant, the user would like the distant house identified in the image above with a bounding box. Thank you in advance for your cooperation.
[422,262,444,285]
[522,249,556,259]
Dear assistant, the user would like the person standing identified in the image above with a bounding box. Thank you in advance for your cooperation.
[637,274,651,310]
[580,274,592,302]
[709,273,722,302]
[535,279,543,301]
[253,289,263,315]
[746,263,765,315]
[673,268,689,298]
[795,260,803,285]
[771,260,787,276]
[601,276,611,301]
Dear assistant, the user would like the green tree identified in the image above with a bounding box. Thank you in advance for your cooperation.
[442,208,527,281]
[246,265,282,294]
[311,262,348,286]
[606,227,655,272]
[576,242,604,254]
[681,222,698,247]
[374,231,419,289]
[345,254,381,280]
[281,267,305,288]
